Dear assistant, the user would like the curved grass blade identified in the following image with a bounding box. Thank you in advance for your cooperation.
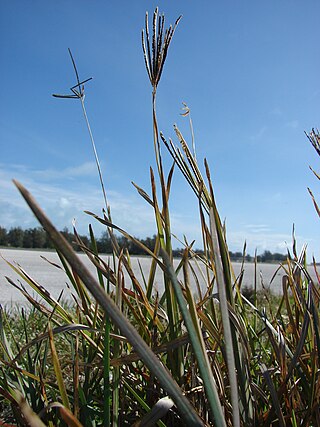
[124,380,168,427]
[12,389,47,427]
[10,324,98,364]
[139,396,174,427]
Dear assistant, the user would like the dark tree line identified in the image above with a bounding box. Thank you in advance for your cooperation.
[226,250,286,263]
[0,226,287,262]
[0,226,159,255]
[0,226,51,249]
[0,226,89,251]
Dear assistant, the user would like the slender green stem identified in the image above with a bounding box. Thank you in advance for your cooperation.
[80,97,109,216]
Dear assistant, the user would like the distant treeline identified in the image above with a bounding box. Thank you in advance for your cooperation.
[0,226,287,262]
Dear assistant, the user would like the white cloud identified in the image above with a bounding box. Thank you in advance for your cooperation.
[0,163,155,237]
[285,120,299,129]
[244,224,272,234]
[0,162,97,182]
[270,107,283,117]
[58,197,70,209]
[226,226,317,260]
[250,126,267,142]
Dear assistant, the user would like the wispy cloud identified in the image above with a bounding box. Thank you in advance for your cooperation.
[0,163,155,237]
[250,126,267,142]
[35,162,98,180]
[244,224,272,234]
[0,162,97,181]
[285,120,299,130]
[270,107,283,117]
[227,228,305,255]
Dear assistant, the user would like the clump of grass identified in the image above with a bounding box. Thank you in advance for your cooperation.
[1,7,320,427]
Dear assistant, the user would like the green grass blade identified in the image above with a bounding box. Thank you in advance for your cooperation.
[161,249,226,427]
[103,280,111,427]
[208,207,240,427]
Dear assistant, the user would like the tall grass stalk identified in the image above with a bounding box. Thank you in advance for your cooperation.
[53,49,109,216]
[142,7,183,379]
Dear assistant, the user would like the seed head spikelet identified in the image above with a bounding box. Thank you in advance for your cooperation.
[142,8,181,91]
[52,49,109,215]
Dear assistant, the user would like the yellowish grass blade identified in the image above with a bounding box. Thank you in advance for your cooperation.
[48,323,71,411]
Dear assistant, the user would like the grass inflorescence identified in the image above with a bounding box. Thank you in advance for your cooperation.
[1,7,320,427]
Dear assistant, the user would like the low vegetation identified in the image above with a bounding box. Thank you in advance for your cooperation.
[0,8,319,427]
[0,226,288,262]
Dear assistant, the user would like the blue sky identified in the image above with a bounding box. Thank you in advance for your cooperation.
[1,1,320,259]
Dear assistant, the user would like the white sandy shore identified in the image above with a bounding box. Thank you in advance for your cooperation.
[0,248,317,306]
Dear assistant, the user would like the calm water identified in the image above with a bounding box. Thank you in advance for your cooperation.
[0,248,317,306]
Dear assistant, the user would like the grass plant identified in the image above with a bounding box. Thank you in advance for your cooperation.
[1,7,320,427]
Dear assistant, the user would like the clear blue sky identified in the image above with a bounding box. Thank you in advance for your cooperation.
[1,1,320,259]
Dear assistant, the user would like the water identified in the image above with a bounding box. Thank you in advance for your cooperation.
[0,248,317,306]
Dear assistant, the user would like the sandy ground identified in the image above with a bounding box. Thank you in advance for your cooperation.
[0,248,317,306]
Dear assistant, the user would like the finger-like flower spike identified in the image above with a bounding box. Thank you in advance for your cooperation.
[142,8,181,93]
[306,128,320,157]
[52,49,92,100]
